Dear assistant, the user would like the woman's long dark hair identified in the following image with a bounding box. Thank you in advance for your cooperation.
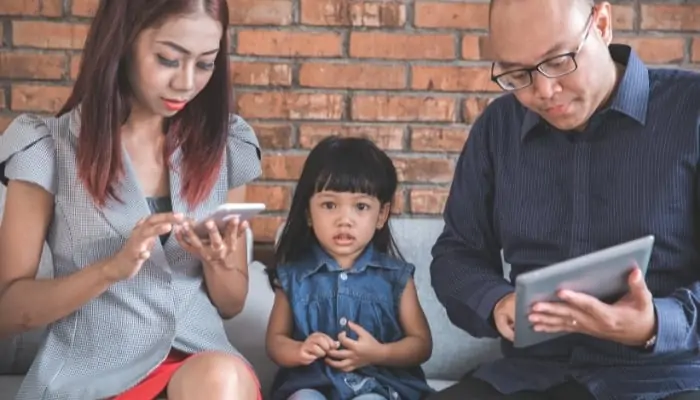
[57,0,231,210]
[268,136,403,288]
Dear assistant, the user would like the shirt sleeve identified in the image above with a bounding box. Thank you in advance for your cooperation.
[429,108,513,339]
[225,114,262,190]
[0,114,57,195]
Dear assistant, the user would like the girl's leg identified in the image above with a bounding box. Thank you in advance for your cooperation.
[351,394,388,400]
[288,388,328,400]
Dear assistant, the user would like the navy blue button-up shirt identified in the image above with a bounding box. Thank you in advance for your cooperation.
[430,44,700,400]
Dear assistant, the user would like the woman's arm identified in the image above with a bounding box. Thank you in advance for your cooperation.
[201,185,251,319]
[0,180,117,337]
[374,277,433,367]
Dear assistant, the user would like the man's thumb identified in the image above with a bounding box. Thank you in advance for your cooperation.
[628,267,647,295]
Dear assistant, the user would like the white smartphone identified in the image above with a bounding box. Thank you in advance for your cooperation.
[191,203,266,238]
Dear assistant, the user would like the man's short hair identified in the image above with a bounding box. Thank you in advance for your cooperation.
[488,0,595,23]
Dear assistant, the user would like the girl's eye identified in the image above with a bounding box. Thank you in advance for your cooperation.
[157,55,178,67]
[321,202,335,209]
[356,203,370,211]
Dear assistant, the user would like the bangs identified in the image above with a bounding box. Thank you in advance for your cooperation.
[313,148,387,199]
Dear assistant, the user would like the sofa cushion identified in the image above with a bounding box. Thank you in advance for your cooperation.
[388,217,502,382]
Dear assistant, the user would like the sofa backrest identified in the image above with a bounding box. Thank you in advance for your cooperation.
[388,217,502,381]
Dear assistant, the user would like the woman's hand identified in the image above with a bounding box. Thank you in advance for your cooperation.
[175,217,248,268]
[104,212,185,282]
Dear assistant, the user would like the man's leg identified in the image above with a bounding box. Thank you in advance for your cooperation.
[664,390,700,400]
[545,381,595,400]
[425,377,546,400]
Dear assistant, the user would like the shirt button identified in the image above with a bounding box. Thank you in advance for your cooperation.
[339,317,347,326]
[339,272,348,280]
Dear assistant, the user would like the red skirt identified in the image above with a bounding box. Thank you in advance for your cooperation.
[112,350,262,400]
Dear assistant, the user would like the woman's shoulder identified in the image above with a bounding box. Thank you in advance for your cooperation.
[224,114,262,189]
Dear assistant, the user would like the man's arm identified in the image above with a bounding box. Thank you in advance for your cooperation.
[430,112,513,338]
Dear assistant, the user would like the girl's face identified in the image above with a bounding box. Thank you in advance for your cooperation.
[308,191,391,269]
[127,11,222,119]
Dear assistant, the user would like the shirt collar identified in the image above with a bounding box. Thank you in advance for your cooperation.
[520,44,649,139]
[298,243,397,280]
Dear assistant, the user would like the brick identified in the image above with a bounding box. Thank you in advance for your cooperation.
[412,66,499,92]
[693,39,700,63]
[641,5,700,31]
[0,90,5,109]
[11,84,71,112]
[350,32,454,60]
[12,21,89,49]
[249,123,294,149]
[0,25,4,47]
[0,114,14,134]
[231,61,292,86]
[70,54,82,80]
[463,97,494,124]
[236,30,342,57]
[462,35,488,60]
[261,154,307,180]
[301,0,406,27]
[237,92,344,120]
[393,157,454,183]
[409,189,449,214]
[410,126,468,152]
[228,0,293,25]
[352,95,456,122]
[414,2,488,29]
[613,37,685,64]
[246,184,291,210]
[71,0,97,16]
[0,1,40,15]
[0,52,67,80]
[391,188,405,214]
[299,124,404,150]
[612,5,634,31]
[250,215,286,243]
[299,62,406,89]
[41,0,63,16]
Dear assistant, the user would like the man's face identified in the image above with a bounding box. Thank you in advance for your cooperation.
[489,0,614,131]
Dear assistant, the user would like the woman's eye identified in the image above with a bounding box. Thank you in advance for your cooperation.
[197,62,215,71]
[157,55,178,67]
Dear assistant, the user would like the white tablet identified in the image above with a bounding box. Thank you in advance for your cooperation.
[513,235,655,348]
[192,203,266,238]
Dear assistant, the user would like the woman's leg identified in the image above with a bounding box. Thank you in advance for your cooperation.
[166,351,260,400]
[287,388,328,400]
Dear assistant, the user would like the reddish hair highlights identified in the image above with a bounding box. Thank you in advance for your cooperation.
[58,0,231,210]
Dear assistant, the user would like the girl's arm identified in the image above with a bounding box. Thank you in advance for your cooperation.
[0,181,117,337]
[265,289,309,367]
[375,277,433,367]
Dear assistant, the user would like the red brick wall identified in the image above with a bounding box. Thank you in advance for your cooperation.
[1,1,699,243]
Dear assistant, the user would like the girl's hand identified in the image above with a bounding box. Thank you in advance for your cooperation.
[106,212,185,282]
[299,332,339,365]
[325,321,385,372]
[174,217,247,268]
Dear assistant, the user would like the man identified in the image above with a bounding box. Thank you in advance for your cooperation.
[429,0,700,399]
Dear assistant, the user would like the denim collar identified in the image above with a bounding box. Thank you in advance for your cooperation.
[298,243,399,280]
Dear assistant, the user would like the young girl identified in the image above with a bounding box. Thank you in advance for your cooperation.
[265,136,435,400]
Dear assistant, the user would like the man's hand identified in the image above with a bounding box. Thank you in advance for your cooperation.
[528,268,656,347]
[493,293,516,341]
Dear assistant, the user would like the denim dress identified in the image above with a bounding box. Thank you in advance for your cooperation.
[270,244,434,400]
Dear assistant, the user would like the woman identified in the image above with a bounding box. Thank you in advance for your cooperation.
[0,0,262,399]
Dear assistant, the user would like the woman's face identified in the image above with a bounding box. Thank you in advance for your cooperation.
[128,11,223,118]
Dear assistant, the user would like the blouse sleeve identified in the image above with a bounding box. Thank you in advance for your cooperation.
[226,114,262,190]
[0,114,57,195]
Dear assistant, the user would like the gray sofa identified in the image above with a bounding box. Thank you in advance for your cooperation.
[0,180,504,398]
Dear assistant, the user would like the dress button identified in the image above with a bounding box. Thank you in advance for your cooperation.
[339,317,347,326]
[340,272,348,280]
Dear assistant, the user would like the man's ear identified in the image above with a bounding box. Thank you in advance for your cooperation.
[594,2,614,45]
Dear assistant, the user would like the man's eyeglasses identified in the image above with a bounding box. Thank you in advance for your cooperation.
[490,9,595,92]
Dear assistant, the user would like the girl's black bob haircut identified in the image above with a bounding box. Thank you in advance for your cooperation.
[268,136,403,286]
